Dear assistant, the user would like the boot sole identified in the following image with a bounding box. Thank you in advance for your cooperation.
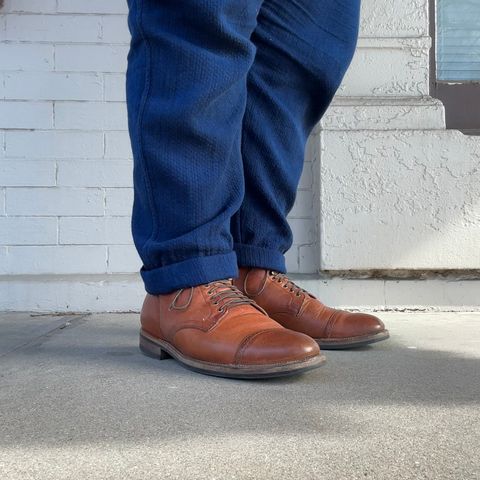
[139,330,326,379]
[315,330,390,350]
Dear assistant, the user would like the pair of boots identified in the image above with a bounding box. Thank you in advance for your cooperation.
[139,267,389,379]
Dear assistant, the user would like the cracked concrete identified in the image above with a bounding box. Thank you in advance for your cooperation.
[0,311,479,479]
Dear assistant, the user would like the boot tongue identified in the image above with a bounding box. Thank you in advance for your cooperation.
[206,278,239,297]
[207,278,234,290]
[243,268,268,296]
[207,278,268,316]
[248,268,267,286]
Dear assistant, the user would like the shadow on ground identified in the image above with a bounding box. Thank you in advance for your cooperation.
[0,312,479,449]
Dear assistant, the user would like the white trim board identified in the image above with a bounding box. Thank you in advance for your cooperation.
[1,274,479,313]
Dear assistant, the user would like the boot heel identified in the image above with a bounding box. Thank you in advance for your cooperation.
[139,333,172,360]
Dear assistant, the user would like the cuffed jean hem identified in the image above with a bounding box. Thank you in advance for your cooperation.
[140,251,239,295]
[233,243,287,274]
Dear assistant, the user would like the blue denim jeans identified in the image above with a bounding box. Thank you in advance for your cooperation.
[126,0,360,294]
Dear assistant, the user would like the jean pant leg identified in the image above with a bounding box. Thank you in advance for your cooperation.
[126,0,264,294]
[231,0,361,273]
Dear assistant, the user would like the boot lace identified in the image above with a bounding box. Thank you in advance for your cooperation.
[268,270,311,297]
[206,279,268,315]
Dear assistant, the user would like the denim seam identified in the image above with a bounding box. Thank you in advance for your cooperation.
[134,0,158,267]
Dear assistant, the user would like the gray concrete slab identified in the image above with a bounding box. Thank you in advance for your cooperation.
[0,312,479,480]
[0,312,86,356]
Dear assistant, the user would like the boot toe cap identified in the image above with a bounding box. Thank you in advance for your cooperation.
[237,328,321,366]
[329,311,386,339]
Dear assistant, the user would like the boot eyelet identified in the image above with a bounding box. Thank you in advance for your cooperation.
[213,301,218,305]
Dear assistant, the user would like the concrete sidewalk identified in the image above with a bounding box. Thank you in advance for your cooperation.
[0,312,479,480]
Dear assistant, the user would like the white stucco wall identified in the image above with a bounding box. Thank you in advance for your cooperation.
[316,0,480,273]
[0,0,479,311]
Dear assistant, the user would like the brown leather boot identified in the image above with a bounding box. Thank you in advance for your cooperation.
[233,268,389,349]
[139,278,326,379]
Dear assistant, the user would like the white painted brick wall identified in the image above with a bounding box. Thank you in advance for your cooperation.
[5,187,104,216]
[0,0,319,279]
[0,0,133,282]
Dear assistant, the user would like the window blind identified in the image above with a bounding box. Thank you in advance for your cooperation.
[436,0,480,82]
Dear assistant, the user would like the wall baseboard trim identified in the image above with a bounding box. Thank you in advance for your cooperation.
[1,274,479,313]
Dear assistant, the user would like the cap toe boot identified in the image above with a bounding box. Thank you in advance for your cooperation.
[140,278,326,378]
[233,268,389,349]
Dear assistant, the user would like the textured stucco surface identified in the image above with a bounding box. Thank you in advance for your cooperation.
[316,0,480,273]
[321,97,445,131]
[360,0,429,37]
[320,129,480,269]
[339,38,430,98]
